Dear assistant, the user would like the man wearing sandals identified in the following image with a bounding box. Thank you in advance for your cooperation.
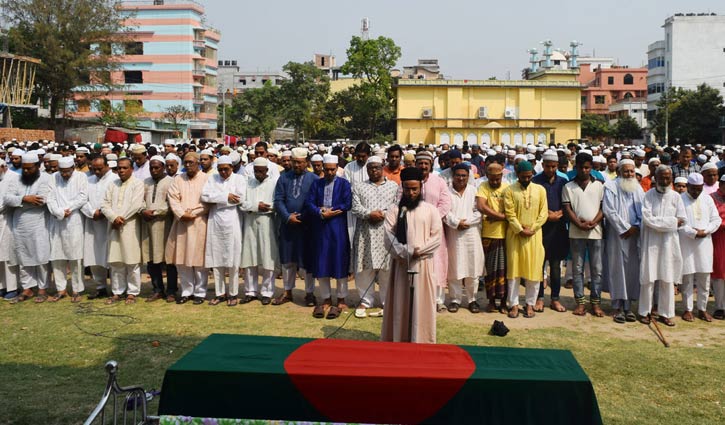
[4,153,52,303]
[0,160,20,301]
[307,154,352,320]
[201,155,246,306]
[602,159,644,323]
[639,165,686,327]
[563,153,605,318]
[502,161,548,319]
[678,173,720,323]
[47,157,88,303]
[101,158,145,305]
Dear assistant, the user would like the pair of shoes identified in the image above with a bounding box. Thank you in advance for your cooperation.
[697,310,713,322]
[145,293,164,303]
[105,295,122,305]
[625,311,637,322]
[712,309,725,320]
[613,311,626,324]
[176,296,191,304]
[272,292,293,306]
[192,297,205,305]
[368,309,384,318]
[87,288,109,300]
[240,295,258,304]
[572,304,587,316]
[326,305,341,319]
[3,291,18,302]
[312,304,327,319]
[260,297,271,305]
[447,303,460,313]
[304,293,316,307]
[681,311,694,322]
[468,301,481,314]
[355,307,367,318]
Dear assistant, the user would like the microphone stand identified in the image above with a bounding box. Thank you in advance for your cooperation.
[406,248,418,343]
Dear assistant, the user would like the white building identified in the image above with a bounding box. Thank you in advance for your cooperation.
[609,99,648,129]
[647,13,725,119]
[217,59,287,101]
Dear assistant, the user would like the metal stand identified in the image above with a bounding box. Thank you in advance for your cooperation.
[84,360,151,425]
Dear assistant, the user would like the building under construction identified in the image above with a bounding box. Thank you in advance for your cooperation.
[0,52,40,127]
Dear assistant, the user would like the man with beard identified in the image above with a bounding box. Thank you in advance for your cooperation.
[272,148,318,306]
[82,156,119,299]
[381,167,442,343]
[9,149,24,174]
[563,153,605,318]
[141,155,176,302]
[166,152,210,305]
[503,161,548,319]
[602,159,644,323]
[47,157,88,302]
[307,155,352,320]
[476,163,509,312]
[639,165,686,326]
[531,150,569,313]
[678,173,720,322]
[45,154,60,175]
[131,144,151,180]
[0,160,20,301]
[5,153,52,302]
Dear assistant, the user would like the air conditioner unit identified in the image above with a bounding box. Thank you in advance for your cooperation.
[422,108,433,118]
[504,107,517,119]
[477,106,488,119]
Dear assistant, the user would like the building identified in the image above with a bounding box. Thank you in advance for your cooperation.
[70,0,221,139]
[608,98,648,129]
[579,66,647,115]
[400,59,443,80]
[395,70,582,146]
[217,60,287,99]
[647,13,725,120]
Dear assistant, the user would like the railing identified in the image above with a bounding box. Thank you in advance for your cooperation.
[193,40,205,49]
[192,68,205,77]
[84,361,153,425]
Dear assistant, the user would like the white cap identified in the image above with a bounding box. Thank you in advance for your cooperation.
[323,154,338,164]
[281,150,292,158]
[291,148,308,159]
[58,157,74,169]
[200,149,213,157]
[310,154,323,162]
[150,155,166,164]
[21,153,39,164]
[366,156,383,165]
[12,149,25,157]
[634,149,645,158]
[253,157,269,168]
[674,176,688,184]
[108,161,118,168]
[165,153,180,163]
[687,173,704,185]
[701,162,717,172]
[164,139,176,146]
[618,159,635,168]
[229,152,241,165]
[217,156,233,166]
[76,147,90,154]
[542,150,558,162]
[648,157,660,165]
[697,154,707,163]
[49,154,62,161]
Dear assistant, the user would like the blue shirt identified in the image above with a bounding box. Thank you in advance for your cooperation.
[532,172,568,212]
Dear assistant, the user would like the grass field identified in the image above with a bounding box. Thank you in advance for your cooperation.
[0,283,723,425]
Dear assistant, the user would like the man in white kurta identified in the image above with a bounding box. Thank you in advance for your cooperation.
[4,153,52,302]
[0,160,19,300]
[679,173,721,322]
[639,165,687,326]
[344,143,371,250]
[47,157,88,301]
[82,156,119,299]
[201,156,246,304]
[601,160,644,323]
[444,164,485,313]
[101,158,145,304]
[350,156,399,318]
[240,157,279,304]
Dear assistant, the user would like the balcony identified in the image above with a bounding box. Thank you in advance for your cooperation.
[193,95,204,105]
[193,68,205,78]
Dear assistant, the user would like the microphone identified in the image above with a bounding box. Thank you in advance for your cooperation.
[398,205,407,218]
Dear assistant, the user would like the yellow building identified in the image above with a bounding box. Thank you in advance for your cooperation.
[395,70,582,146]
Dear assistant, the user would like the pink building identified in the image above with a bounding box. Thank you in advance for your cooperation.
[579,67,647,115]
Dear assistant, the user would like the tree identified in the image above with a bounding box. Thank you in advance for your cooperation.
[651,84,724,145]
[163,105,192,138]
[581,112,612,141]
[278,61,329,141]
[98,100,141,128]
[1,0,128,123]
[225,82,281,140]
[614,115,642,141]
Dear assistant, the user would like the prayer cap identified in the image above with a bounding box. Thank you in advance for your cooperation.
[687,173,704,185]
[291,147,308,159]
[130,144,146,154]
[150,155,166,164]
[164,139,176,146]
[50,154,62,161]
[697,154,707,163]
[400,167,424,182]
[448,150,462,160]
[108,161,117,168]
[526,153,536,161]
[58,157,74,169]
[323,154,338,164]
[106,153,118,161]
[506,150,516,156]
[403,152,415,162]
[416,151,433,162]
[217,156,233,166]
[12,149,25,157]
[593,155,605,164]
[267,148,279,157]
[618,159,635,168]
[200,149,213,157]
[366,156,383,165]
[310,154,323,162]
[701,162,717,172]
[542,150,558,162]
[674,176,687,184]
[253,157,269,168]
[184,152,200,162]
[526,145,536,153]
[76,147,90,154]
[516,161,534,173]
[648,157,661,164]
[281,150,292,158]
[229,152,241,165]
[514,154,526,162]
[21,153,39,164]
[220,146,232,154]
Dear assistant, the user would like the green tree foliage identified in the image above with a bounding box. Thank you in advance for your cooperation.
[278,61,329,141]
[1,0,128,122]
[614,115,642,141]
[581,112,612,140]
[651,84,725,145]
[162,105,192,138]
[98,100,140,128]
[225,82,281,140]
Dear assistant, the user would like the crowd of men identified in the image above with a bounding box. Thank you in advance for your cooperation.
[0,137,724,343]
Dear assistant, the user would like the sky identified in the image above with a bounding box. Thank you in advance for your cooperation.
[203,0,723,79]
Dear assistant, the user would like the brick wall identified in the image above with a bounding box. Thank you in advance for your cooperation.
[0,128,56,142]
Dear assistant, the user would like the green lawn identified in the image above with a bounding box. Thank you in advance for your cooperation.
[0,286,723,425]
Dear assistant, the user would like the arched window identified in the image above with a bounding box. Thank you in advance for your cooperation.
[624,92,633,99]
[623,74,634,85]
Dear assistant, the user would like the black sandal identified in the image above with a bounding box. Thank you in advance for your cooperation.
[312,305,325,319]
[326,305,341,319]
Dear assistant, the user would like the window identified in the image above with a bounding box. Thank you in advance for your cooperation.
[581,96,587,107]
[124,42,144,55]
[76,100,90,113]
[595,95,606,104]
[124,71,143,84]
[607,76,614,85]
[623,74,634,85]
[98,43,112,55]
[320,57,325,67]
[239,79,246,85]
[624,92,633,99]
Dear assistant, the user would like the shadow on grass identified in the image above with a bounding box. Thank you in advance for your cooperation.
[321,325,378,341]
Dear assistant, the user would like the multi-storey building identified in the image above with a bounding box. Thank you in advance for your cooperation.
[70,0,220,139]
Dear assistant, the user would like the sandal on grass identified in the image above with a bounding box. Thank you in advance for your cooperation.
[49,292,68,302]
[71,294,83,303]
[227,297,238,307]
[354,307,367,318]
[34,294,48,303]
[209,296,224,306]
[312,305,326,319]
[326,305,341,320]
[125,295,136,305]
